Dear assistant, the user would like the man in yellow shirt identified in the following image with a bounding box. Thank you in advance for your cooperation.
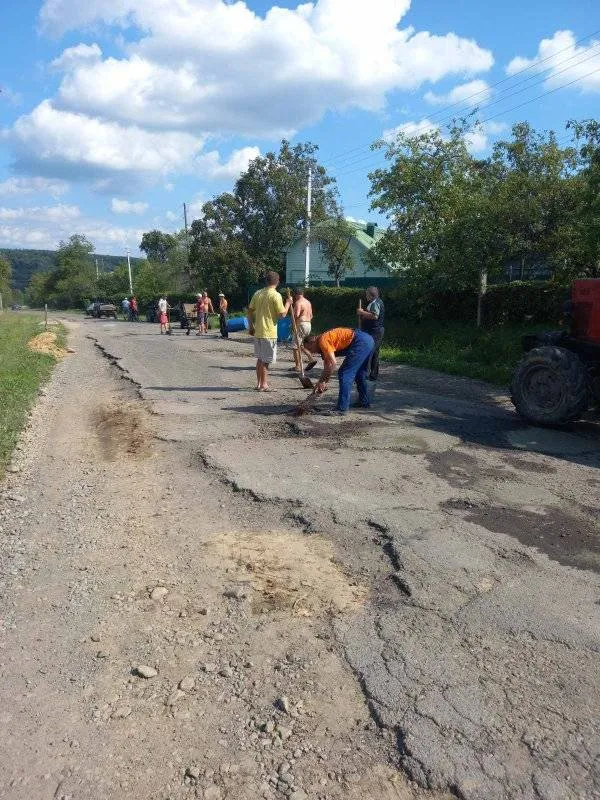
[248,271,292,391]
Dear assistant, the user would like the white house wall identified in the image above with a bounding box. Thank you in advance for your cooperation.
[285,238,389,285]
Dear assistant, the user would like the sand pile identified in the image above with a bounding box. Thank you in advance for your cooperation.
[27,332,68,359]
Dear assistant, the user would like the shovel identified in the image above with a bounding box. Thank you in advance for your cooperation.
[293,388,320,416]
[290,309,313,389]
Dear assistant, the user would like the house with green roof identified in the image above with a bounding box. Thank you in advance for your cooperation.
[285,220,391,286]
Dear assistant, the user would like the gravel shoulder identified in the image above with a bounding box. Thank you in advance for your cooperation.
[1,316,599,800]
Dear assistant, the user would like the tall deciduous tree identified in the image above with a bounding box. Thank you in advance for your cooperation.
[189,140,339,297]
[316,218,355,286]
[0,255,12,303]
[140,230,177,263]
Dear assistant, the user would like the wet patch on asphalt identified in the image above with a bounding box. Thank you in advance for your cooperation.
[443,501,600,574]
[426,449,513,489]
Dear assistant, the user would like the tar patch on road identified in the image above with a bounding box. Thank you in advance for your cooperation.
[92,403,153,460]
[444,501,600,574]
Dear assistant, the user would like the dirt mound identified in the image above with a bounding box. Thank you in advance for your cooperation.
[212,530,367,616]
[27,332,67,359]
[92,403,152,460]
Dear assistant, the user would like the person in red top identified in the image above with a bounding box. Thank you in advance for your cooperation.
[303,327,374,415]
[129,296,138,322]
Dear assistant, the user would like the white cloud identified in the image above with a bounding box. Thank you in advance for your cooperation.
[463,121,506,154]
[165,210,178,222]
[195,146,260,180]
[424,79,492,107]
[51,42,102,71]
[0,176,69,198]
[36,0,493,140]
[382,118,506,153]
[0,204,81,223]
[0,204,144,252]
[383,118,440,142]
[111,197,148,214]
[9,100,205,185]
[507,30,600,93]
[345,215,366,225]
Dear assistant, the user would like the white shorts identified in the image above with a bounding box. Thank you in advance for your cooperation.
[292,320,311,349]
[254,338,277,364]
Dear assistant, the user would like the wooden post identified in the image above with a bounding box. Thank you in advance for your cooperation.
[357,299,362,330]
[0,293,3,313]
[45,303,48,331]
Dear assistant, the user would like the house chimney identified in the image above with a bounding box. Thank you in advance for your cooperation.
[365,222,377,238]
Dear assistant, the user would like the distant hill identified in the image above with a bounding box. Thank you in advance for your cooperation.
[1,248,144,291]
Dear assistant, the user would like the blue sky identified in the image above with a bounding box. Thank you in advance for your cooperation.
[1,0,599,254]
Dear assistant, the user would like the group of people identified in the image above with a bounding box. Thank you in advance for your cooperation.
[155,292,230,337]
[121,295,139,322]
[248,271,385,414]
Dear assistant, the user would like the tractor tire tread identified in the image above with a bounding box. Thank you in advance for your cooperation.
[510,346,589,426]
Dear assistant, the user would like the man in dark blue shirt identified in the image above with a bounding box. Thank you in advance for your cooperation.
[357,286,385,381]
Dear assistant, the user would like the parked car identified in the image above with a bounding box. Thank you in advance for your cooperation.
[91,300,118,319]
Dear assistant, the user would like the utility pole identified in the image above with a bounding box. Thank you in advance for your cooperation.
[95,258,99,280]
[304,167,312,287]
[126,248,133,295]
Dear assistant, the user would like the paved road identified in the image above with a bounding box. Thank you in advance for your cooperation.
[86,318,600,800]
[2,316,598,800]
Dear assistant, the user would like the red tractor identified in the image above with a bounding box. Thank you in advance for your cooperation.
[511,279,600,425]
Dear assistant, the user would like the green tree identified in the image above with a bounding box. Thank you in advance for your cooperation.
[189,140,339,298]
[315,217,355,286]
[369,120,505,292]
[140,230,177,263]
[0,255,12,304]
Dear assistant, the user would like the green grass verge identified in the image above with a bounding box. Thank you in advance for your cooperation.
[0,313,65,478]
[313,313,548,386]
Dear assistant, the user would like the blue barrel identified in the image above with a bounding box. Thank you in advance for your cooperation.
[226,316,249,333]
[277,316,292,343]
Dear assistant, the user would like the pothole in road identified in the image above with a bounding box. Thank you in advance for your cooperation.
[443,501,600,573]
[92,403,153,460]
[210,531,368,616]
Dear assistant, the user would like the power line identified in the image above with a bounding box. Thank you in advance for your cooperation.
[323,28,600,169]
[330,67,600,181]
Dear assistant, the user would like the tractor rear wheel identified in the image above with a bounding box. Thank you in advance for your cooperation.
[511,346,589,426]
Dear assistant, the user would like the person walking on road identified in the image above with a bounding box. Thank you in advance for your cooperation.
[357,286,385,381]
[248,271,292,392]
[121,297,130,321]
[304,327,375,415]
[292,288,317,373]
[129,296,139,322]
[195,293,204,335]
[158,296,170,334]
[218,293,229,339]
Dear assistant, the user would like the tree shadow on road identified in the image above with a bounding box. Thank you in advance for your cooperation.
[371,384,600,468]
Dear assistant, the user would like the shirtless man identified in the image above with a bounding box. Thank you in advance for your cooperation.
[218,293,229,338]
[198,291,214,334]
[292,288,317,372]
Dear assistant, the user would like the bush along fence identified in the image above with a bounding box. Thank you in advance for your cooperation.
[298,281,569,327]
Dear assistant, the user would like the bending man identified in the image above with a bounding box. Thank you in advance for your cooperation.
[304,327,374,415]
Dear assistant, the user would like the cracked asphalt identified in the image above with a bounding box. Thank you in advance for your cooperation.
[5,315,599,800]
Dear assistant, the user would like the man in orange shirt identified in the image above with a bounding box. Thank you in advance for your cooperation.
[304,327,375,415]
